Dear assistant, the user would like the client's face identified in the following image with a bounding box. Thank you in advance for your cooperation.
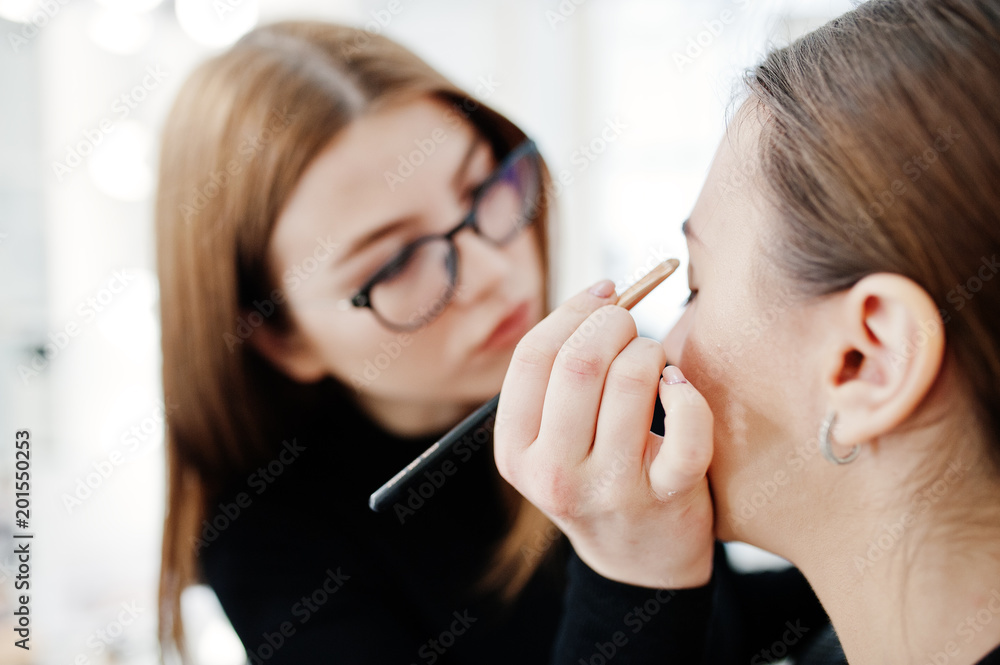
[261,97,545,421]
[662,109,840,551]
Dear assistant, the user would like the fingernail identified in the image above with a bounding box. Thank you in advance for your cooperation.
[588,279,616,298]
[662,365,687,385]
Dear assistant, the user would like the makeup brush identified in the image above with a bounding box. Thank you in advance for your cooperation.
[368,257,681,513]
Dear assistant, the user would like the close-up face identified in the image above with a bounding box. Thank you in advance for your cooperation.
[662,105,847,551]
[259,96,546,418]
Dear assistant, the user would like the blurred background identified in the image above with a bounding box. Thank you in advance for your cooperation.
[0,0,856,662]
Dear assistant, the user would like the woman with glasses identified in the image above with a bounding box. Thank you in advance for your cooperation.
[155,21,731,664]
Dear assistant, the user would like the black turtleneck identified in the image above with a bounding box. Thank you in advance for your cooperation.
[198,388,1000,665]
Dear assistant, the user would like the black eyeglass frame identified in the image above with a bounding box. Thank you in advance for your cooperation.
[341,139,542,332]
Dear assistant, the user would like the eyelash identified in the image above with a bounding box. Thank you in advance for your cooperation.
[682,289,698,308]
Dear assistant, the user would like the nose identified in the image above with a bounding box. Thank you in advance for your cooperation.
[661,309,692,366]
[450,224,510,306]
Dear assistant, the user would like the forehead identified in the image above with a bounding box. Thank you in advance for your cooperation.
[688,105,769,253]
[269,96,479,267]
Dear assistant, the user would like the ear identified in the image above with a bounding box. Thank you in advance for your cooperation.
[824,273,945,447]
[243,309,327,384]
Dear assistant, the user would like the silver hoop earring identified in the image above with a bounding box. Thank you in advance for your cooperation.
[819,410,860,465]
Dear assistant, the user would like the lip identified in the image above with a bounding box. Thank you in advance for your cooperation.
[479,300,534,352]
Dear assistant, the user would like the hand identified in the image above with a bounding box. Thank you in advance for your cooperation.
[494,280,715,589]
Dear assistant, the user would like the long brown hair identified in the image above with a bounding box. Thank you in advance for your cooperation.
[744,0,1000,467]
[155,21,555,659]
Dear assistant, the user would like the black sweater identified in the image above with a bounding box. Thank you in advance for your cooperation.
[199,394,1000,664]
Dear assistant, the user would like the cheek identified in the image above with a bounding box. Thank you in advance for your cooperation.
[674,299,789,476]
[291,304,419,380]
[513,228,545,284]
[683,302,824,540]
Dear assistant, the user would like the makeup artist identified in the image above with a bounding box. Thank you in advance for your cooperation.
[156,21,828,664]
[495,0,1000,663]
[154,21,556,661]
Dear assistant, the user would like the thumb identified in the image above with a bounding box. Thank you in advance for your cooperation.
[648,365,714,499]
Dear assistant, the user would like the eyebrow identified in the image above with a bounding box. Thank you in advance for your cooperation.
[681,218,703,246]
[341,136,485,260]
[452,135,486,191]
[340,217,414,260]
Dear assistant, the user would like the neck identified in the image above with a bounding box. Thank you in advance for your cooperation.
[787,460,1000,664]
[351,391,473,438]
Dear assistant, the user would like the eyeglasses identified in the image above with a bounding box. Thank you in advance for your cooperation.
[337,139,542,332]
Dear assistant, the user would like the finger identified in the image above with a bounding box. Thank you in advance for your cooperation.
[495,280,618,470]
[534,305,638,466]
[648,365,714,499]
[588,337,666,479]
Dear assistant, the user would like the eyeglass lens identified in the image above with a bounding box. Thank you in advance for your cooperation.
[367,147,540,330]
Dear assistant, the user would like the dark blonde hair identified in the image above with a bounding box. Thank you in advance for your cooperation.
[155,21,555,659]
[745,0,1000,469]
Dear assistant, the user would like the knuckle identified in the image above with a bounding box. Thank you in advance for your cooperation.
[567,305,634,348]
[606,358,656,396]
[671,445,710,479]
[556,346,605,382]
[562,296,605,320]
[635,337,667,366]
[605,339,665,396]
[511,339,552,372]
[662,384,712,414]
[528,461,577,520]
[664,401,712,426]
[598,304,637,334]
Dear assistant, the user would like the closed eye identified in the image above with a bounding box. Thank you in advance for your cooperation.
[681,289,698,307]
